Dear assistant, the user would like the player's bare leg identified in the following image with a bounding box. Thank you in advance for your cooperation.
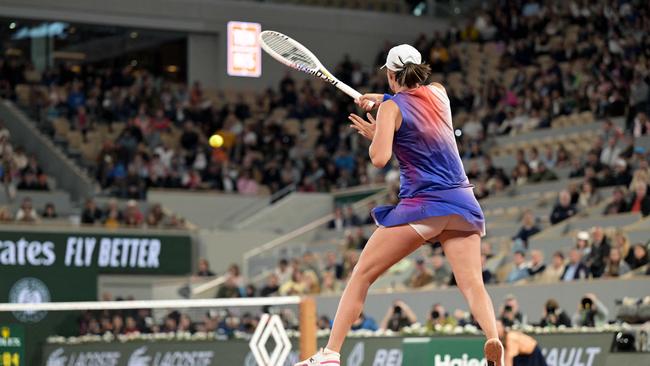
[439,230,503,366]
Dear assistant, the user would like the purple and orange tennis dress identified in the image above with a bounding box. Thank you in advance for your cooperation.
[371,85,486,236]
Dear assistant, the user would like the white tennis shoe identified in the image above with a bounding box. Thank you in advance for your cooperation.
[294,348,341,366]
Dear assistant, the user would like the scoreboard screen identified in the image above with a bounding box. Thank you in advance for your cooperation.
[227,21,262,77]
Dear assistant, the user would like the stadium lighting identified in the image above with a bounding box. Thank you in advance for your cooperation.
[9,22,16,30]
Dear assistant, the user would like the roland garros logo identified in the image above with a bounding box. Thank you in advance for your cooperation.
[9,277,51,322]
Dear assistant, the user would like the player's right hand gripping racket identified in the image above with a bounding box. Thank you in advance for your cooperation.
[259,30,373,107]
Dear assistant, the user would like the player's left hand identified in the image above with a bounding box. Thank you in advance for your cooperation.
[348,113,376,141]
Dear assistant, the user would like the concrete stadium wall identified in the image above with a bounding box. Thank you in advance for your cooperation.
[0,0,448,89]
[235,193,333,232]
[315,278,650,324]
[199,228,276,273]
[147,190,268,229]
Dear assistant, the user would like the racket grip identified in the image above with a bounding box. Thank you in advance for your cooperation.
[337,82,375,109]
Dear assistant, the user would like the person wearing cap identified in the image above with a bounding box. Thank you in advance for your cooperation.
[296,44,504,366]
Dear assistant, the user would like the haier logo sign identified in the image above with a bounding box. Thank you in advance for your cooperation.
[434,354,485,366]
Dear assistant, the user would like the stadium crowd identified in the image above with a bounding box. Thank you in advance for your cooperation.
[0,119,50,194]
[0,1,644,201]
[77,290,627,337]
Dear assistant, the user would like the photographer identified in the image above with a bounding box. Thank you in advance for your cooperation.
[572,293,609,327]
[426,303,456,330]
[379,300,417,332]
[500,295,526,327]
[539,299,572,327]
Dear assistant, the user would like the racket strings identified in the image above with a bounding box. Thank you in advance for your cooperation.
[261,33,318,69]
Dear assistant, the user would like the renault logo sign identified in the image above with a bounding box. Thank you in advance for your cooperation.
[249,314,292,366]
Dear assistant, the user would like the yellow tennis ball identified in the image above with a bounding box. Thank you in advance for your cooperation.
[209,134,224,148]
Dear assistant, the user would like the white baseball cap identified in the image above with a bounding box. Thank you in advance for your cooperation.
[381,44,422,72]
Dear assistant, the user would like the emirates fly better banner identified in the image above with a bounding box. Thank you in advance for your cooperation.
[0,228,194,365]
[0,230,192,274]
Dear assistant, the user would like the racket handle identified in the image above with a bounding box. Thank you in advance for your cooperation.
[336,81,375,108]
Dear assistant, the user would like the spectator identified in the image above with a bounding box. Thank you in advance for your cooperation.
[550,190,578,225]
[81,198,103,224]
[499,295,525,327]
[626,243,649,270]
[104,208,121,229]
[574,231,592,258]
[506,251,530,283]
[602,187,629,215]
[572,293,609,327]
[379,300,416,332]
[405,258,434,288]
[628,182,650,216]
[529,162,558,183]
[260,273,280,297]
[302,270,321,294]
[632,112,649,137]
[527,250,546,277]
[584,226,610,278]
[481,254,494,284]
[612,229,631,260]
[539,298,572,328]
[351,312,378,331]
[226,264,244,288]
[577,181,601,209]
[15,197,39,222]
[123,200,144,227]
[343,205,362,227]
[600,136,622,166]
[275,259,292,284]
[236,170,259,195]
[320,271,341,295]
[196,258,215,277]
[536,251,565,284]
[279,270,306,296]
[216,276,241,298]
[41,202,57,219]
[0,206,12,221]
[328,207,345,231]
[612,158,632,187]
[603,248,631,278]
[145,203,165,227]
[123,316,139,335]
[426,303,456,329]
[561,249,589,281]
[318,315,332,330]
[324,252,344,280]
[512,210,540,247]
[431,254,451,287]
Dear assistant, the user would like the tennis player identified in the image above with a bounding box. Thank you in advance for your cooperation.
[497,321,548,366]
[295,44,503,366]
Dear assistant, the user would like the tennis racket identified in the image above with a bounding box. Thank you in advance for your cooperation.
[259,30,373,107]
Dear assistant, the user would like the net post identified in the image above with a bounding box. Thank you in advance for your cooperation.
[299,296,317,359]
